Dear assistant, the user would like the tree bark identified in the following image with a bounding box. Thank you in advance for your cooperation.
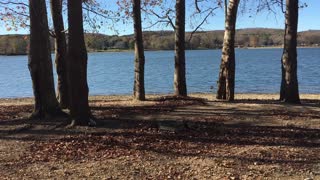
[174,0,187,97]
[133,0,145,101]
[67,0,91,125]
[50,0,69,109]
[216,0,239,101]
[28,0,63,119]
[279,0,300,103]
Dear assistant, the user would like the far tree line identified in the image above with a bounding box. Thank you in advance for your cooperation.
[0,0,306,126]
[0,29,319,55]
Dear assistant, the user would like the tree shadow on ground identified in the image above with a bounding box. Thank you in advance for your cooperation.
[1,97,320,148]
[2,97,320,173]
[212,99,320,108]
[22,119,320,171]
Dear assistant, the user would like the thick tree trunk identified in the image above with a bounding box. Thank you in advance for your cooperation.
[174,0,187,97]
[133,0,145,101]
[216,0,239,101]
[50,0,69,109]
[67,0,91,125]
[28,0,63,119]
[280,0,300,103]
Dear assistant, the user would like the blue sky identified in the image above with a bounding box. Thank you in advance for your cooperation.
[0,0,318,35]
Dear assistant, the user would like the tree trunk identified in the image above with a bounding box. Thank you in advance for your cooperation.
[133,0,145,101]
[174,0,187,97]
[279,0,300,103]
[28,0,63,119]
[216,0,239,101]
[50,0,69,109]
[67,0,91,125]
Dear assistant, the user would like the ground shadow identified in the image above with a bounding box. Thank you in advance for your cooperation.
[2,97,320,173]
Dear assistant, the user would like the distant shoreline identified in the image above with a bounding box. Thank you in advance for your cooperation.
[0,46,319,56]
[245,46,320,49]
[0,53,28,56]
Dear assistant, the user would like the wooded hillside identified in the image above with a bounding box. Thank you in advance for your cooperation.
[0,28,319,55]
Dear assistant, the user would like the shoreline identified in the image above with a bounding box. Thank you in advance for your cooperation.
[1,46,319,56]
[245,46,320,49]
[0,93,319,106]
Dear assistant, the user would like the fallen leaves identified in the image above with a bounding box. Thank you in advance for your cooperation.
[22,122,320,178]
[1,96,320,179]
[0,105,33,120]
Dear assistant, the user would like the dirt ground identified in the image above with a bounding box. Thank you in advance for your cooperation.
[0,93,320,179]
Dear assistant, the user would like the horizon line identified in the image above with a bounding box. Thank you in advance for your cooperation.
[0,27,319,36]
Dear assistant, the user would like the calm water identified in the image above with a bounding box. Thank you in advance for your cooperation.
[0,48,319,98]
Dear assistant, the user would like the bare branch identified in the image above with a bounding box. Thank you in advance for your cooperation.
[146,9,175,29]
[188,7,219,42]
[0,1,28,7]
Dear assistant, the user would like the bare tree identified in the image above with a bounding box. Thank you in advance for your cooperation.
[50,0,69,108]
[67,0,91,126]
[280,0,300,103]
[117,0,164,100]
[28,0,64,119]
[140,0,219,97]
[133,0,146,100]
[216,0,240,101]
[174,0,187,96]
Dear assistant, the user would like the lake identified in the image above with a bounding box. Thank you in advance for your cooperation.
[0,48,319,98]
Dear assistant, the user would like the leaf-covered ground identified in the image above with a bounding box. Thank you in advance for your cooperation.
[0,94,320,179]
